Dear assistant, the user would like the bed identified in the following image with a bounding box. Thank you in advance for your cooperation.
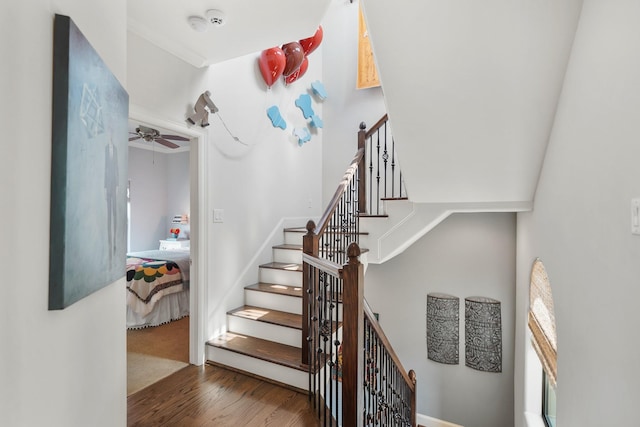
[126,249,190,329]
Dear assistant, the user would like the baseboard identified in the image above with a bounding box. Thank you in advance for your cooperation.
[417,413,464,427]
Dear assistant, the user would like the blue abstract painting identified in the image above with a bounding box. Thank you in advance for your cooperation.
[49,14,129,309]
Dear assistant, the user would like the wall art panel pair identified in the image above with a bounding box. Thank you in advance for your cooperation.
[427,293,502,373]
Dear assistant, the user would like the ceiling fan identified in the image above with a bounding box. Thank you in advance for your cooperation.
[129,125,189,149]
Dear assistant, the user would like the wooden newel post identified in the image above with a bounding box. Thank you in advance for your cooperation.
[409,369,417,426]
[358,122,367,215]
[341,242,364,426]
[302,220,319,366]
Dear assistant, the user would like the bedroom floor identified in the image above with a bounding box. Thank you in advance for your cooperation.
[127,316,190,395]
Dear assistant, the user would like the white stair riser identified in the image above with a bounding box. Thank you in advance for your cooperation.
[245,289,302,315]
[227,315,301,348]
[206,346,308,391]
[284,231,304,245]
[273,248,302,264]
[259,268,301,287]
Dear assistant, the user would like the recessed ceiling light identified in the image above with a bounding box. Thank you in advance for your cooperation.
[206,9,226,26]
[187,16,208,33]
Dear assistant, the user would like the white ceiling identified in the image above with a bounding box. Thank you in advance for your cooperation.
[127,0,332,68]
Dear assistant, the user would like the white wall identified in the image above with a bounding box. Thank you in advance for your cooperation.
[321,0,387,206]
[0,0,127,426]
[128,148,190,251]
[364,213,516,427]
[515,1,640,426]
[127,31,323,340]
[361,0,583,205]
[166,151,190,239]
[128,147,168,250]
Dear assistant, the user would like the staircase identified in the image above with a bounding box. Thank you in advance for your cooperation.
[206,227,309,391]
[207,115,419,425]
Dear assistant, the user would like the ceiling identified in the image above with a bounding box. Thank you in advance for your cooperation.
[127,0,332,68]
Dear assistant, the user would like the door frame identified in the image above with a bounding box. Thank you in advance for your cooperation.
[129,104,208,365]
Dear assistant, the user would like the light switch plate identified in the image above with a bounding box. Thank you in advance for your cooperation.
[213,209,224,223]
[631,199,640,235]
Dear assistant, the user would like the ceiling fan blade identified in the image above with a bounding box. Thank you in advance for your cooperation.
[160,134,190,142]
[129,136,141,141]
[155,138,180,149]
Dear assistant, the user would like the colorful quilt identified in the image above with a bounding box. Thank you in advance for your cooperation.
[126,256,184,317]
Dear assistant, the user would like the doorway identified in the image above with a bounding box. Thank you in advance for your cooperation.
[126,106,208,394]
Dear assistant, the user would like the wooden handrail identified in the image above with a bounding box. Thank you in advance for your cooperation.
[364,299,416,393]
[364,113,389,139]
[301,253,342,278]
[314,147,365,237]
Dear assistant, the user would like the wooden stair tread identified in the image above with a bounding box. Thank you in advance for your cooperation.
[272,243,302,251]
[245,282,303,298]
[228,305,302,330]
[381,197,409,201]
[207,332,306,372]
[259,262,303,272]
[358,213,389,218]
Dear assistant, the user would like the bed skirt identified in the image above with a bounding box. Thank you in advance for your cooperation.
[127,289,190,329]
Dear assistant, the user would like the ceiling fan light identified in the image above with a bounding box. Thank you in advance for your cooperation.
[187,16,208,33]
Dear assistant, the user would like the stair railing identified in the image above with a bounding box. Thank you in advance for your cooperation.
[358,114,407,216]
[302,241,416,426]
[301,146,364,366]
[301,115,414,425]
[314,147,364,266]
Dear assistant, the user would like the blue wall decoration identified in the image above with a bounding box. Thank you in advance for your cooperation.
[295,94,314,119]
[309,115,324,129]
[267,105,286,129]
[294,127,311,146]
[49,14,129,309]
[311,80,328,100]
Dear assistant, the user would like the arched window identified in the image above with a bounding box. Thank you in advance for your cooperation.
[529,259,557,426]
[529,259,557,386]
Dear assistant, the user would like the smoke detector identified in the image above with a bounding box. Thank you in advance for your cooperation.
[187,16,208,32]
[206,9,226,26]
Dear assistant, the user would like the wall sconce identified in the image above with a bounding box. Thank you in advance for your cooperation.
[426,293,459,365]
[172,214,189,225]
[465,296,502,373]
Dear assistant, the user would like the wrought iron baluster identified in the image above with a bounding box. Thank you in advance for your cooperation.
[368,136,373,215]
[391,136,396,199]
[383,122,389,200]
[376,130,381,215]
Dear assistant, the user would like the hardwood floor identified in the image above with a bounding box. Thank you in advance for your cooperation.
[128,363,322,426]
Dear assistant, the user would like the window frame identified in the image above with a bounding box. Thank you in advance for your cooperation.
[542,370,556,427]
